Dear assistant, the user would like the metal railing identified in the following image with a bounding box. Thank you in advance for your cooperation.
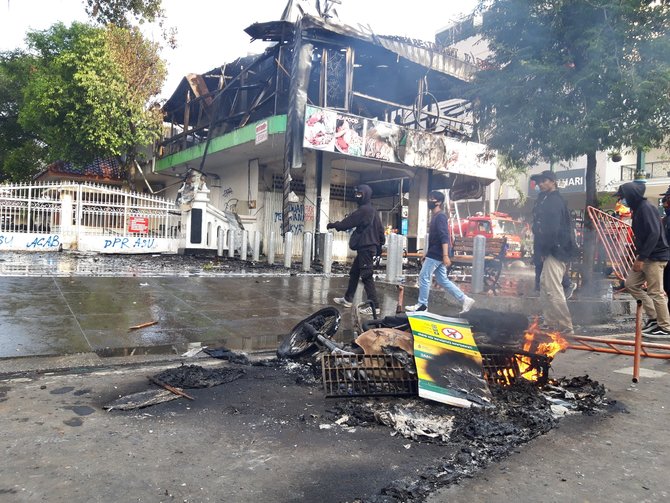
[0,182,182,253]
[620,160,670,181]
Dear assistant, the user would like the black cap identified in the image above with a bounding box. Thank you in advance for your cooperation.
[428,190,445,203]
[660,185,670,197]
[530,170,557,183]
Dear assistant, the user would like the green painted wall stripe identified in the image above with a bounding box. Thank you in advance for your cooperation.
[155,115,288,172]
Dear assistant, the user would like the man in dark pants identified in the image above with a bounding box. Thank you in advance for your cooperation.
[616,181,670,339]
[531,170,575,335]
[327,184,385,315]
[659,186,670,316]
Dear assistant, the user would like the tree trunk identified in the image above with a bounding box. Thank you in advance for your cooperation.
[581,150,598,292]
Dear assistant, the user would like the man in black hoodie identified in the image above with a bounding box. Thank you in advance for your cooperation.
[531,170,575,335]
[327,185,385,315]
[616,181,670,339]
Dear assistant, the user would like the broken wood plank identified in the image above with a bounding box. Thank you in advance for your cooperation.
[147,376,194,400]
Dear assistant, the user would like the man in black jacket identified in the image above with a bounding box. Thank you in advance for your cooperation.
[327,185,385,315]
[531,170,575,335]
[617,181,670,339]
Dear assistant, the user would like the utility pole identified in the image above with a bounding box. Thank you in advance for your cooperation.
[634,148,646,180]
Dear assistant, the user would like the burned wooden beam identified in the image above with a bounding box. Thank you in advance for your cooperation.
[147,375,194,400]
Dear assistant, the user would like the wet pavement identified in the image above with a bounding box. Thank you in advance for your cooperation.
[0,250,633,362]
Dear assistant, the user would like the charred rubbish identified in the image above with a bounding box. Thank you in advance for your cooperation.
[322,374,611,503]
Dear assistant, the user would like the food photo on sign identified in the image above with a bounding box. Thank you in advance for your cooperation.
[364,119,401,162]
[303,105,337,150]
[334,113,365,156]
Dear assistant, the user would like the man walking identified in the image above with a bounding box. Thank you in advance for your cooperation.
[405,190,475,314]
[616,181,670,339]
[531,170,575,335]
[327,184,385,315]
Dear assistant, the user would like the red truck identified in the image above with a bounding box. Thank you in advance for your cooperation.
[449,212,525,260]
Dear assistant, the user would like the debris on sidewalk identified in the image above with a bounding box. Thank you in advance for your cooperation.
[203,346,251,365]
[147,375,194,400]
[152,364,245,388]
[129,321,158,330]
[103,389,180,411]
[104,364,246,411]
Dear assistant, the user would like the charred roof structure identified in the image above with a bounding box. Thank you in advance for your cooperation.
[156,4,495,248]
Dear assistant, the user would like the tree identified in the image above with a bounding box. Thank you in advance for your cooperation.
[0,50,46,181]
[84,0,164,27]
[18,22,166,174]
[495,155,527,211]
[471,0,670,287]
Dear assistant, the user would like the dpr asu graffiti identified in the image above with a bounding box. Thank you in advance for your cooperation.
[103,237,157,250]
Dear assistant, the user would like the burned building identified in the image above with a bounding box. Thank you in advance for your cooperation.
[154,6,496,259]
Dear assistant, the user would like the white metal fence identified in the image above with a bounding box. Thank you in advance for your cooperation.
[0,182,182,253]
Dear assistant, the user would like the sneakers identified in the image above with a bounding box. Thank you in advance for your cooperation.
[405,303,427,312]
[460,296,475,314]
[642,319,658,334]
[358,306,381,316]
[564,282,577,300]
[642,327,670,340]
[333,297,352,308]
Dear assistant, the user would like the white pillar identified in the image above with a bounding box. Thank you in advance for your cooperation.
[240,230,248,260]
[252,231,261,261]
[323,232,333,274]
[267,231,275,264]
[227,229,236,258]
[302,232,313,271]
[407,169,429,252]
[284,232,293,268]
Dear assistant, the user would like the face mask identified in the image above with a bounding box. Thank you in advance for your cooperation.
[620,198,628,207]
[428,201,438,210]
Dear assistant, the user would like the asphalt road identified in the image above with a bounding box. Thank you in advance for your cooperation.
[0,251,668,502]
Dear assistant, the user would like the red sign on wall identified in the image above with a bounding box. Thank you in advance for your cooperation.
[128,217,149,233]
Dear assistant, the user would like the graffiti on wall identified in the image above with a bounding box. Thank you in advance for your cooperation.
[274,202,307,234]
[103,237,157,250]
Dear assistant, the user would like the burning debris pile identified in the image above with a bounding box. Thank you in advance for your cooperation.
[272,307,615,502]
[324,374,610,502]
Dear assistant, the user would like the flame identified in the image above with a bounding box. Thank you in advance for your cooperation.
[517,319,570,381]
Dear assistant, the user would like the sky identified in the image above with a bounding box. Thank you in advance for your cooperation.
[0,0,479,101]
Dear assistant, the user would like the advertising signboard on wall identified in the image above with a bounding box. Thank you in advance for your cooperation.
[528,168,586,197]
[302,105,496,180]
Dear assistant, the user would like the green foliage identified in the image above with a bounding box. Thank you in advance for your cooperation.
[84,0,164,27]
[17,22,166,170]
[473,0,670,162]
[0,50,47,181]
[495,154,528,209]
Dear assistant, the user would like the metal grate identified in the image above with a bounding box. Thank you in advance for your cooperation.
[479,347,551,387]
[321,354,418,398]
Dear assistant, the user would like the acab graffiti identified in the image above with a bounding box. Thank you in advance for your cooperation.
[26,235,60,249]
[103,237,156,250]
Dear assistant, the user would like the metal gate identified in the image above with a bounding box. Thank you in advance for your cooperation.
[0,182,182,253]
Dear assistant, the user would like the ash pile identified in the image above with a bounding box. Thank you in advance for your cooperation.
[276,306,615,502]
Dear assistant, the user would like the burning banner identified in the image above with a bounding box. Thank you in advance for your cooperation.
[408,312,492,408]
[409,312,570,408]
